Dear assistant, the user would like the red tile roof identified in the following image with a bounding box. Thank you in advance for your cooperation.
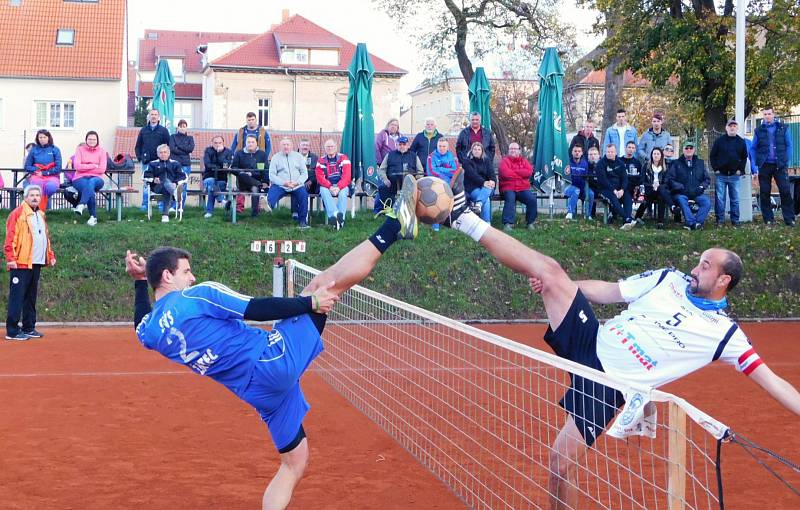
[578,69,651,88]
[211,15,405,75]
[0,0,125,80]
[138,82,203,100]
[138,30,257,73]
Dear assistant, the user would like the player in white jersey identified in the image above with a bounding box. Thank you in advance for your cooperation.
[446,210,800,510]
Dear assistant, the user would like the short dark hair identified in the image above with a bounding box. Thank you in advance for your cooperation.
[626,141,636,147]
[606,143,617,149]
[85,130,99,143]
[246,112,257,119]
[762,106,774,112]
[720,249,743,291]
[177,119,188,127]
[211,135,224,143]
[146,247,192,289]
[617,109,626,114]
[35,129,53,147]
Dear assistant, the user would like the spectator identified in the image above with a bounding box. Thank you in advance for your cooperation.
[620,141,643,212]
[710,119,748,226]
[134,109,170,209]
[634,147,669,229]
[750,106,795,226]
[230,112,271,156]
[595,144,635,229]
[667,140,711,230]
[202,136,233,219]
[299,139,320,195]
[603,109,638,155]
[71,131,108,226]
[663,143,677,164]
[637,112,672,163]
[232,135,269,218]
[268,138,309,229]
[144,144,183,223]
[23,129,62,211]
[427,137,462,232]
[586,146,602,219]
[463,142,496,222]
[315,139,352,230]
[169,119,195,208]
[375,118,402,166]
[563,145,593,220]
[497,142,537,230]
[4,185,56,340]
[456,112,496,165]
[410,117,443,171]
[376,135,424,213]
[569,120,600,155]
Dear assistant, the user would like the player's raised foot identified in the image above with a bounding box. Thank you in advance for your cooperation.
[391,175,418,240]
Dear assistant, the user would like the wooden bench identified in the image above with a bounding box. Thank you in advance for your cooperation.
[0,186,138,221]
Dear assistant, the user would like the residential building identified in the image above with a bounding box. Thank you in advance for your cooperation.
[0,0,128,173]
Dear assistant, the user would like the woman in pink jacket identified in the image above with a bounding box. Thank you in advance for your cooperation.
[71,131,107,226]
[498,142,538,229]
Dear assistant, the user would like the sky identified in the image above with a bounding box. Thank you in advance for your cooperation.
[127,0,602,98]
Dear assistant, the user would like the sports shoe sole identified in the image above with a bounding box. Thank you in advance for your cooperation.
[393,175,418,240]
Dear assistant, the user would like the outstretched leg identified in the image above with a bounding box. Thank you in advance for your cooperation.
[262,438,308,510]
[549,417,589,510]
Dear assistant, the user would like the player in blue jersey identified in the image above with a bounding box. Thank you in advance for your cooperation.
[125,176,420,510]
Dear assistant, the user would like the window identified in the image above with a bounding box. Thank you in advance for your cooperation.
[451,94,466,113]
[174,101,193,128]
[336,99,347,131]
[35,101,76,129]
[257,98,270,128]
[165,58,183,79]
[309,49,339,66]
[280,48,309,64]
[56,29,75,45]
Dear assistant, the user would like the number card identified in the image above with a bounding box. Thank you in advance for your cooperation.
[282,240,293,254]
[295,241,306,253]
[250,241,262,252]
[265,241,276,254]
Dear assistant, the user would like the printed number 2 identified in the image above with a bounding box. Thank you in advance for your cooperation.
[166,327,200,363]
[666,312,686,327]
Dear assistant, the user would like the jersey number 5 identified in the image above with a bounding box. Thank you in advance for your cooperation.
[666,312,686,327]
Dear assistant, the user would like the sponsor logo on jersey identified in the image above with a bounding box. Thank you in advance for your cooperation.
[191,348,219,375]
[578,310,588,324]
[609,325,658,370]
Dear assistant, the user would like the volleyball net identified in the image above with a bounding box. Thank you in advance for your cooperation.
[287,260,732,509]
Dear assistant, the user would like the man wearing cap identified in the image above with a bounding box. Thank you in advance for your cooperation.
[4,185,56,341]
[667,140,711,230]
[710,119,749,226]
[375,135,424,211]
[749,106,795,226]
[637,112,672,163]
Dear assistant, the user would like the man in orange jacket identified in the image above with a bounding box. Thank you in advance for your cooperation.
[4,185,55,340]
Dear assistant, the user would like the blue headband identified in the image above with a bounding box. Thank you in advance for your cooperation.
[685,287,728,311]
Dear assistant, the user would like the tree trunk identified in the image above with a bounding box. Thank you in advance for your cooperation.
[491,110,510,155]
[703,105,727,133]
[602,18,625,134]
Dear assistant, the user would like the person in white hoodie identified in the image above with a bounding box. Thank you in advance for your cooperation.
[268,138,310,229]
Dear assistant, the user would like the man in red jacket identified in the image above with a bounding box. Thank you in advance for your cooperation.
[498,143,538,229]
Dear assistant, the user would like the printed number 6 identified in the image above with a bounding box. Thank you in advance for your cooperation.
[666,312,686,327]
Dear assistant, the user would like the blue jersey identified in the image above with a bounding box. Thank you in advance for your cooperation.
[136,282,267,396]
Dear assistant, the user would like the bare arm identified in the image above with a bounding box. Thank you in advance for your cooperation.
[749,364,800,416]
[576,280,625,304]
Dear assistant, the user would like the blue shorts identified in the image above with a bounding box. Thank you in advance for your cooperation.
[544,291,624,447]
[240,314,324,451]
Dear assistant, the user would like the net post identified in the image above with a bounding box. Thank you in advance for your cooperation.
[285,259,295,298]
[668,400,688,510]
[272,256,285,298]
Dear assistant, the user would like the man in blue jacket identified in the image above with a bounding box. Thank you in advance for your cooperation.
[603,109,638,156]
[749,107,795,226]
[135,109,170,209]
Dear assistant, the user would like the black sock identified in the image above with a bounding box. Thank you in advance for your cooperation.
[368,218,401,253]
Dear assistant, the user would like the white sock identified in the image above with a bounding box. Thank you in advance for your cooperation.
[452,210,489,242]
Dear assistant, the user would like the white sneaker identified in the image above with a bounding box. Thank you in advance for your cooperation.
[565,213,573,220]
[74,204,86,215]
[203,212,213,219]
[259,195,272,213]
[161,215,169,223]
[168,207,176,214]
[87,216,97,226]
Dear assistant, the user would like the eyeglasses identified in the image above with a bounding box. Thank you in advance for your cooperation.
[684,146,695,150]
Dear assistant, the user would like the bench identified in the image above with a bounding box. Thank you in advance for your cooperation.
[488,193,611,223]
[0,186,138,221]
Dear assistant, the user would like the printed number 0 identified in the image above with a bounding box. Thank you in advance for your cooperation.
[666,312,686,327]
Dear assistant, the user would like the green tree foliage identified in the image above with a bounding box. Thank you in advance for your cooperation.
[133,97,150,127]
[586,0,800,130]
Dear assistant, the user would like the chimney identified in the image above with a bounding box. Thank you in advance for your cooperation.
[282,9,290,22]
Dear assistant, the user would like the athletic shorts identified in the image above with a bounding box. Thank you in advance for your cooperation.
[240,313,325,452]
[543,291,625,447]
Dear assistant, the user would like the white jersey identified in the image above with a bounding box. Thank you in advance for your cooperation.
[596,269,762,389]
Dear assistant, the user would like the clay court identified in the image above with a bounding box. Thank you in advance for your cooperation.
[1,322,798,509]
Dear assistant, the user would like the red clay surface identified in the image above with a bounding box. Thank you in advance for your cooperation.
[0,322,797,509]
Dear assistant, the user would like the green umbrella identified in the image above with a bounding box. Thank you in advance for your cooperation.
[532,48,569,192]
[341,43,378,195]
[468,67,491,130]
[152,59,175,133]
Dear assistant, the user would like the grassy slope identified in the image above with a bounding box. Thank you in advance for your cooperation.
[1,206,797,321]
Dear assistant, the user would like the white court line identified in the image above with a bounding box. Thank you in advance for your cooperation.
[0,370,188,378]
